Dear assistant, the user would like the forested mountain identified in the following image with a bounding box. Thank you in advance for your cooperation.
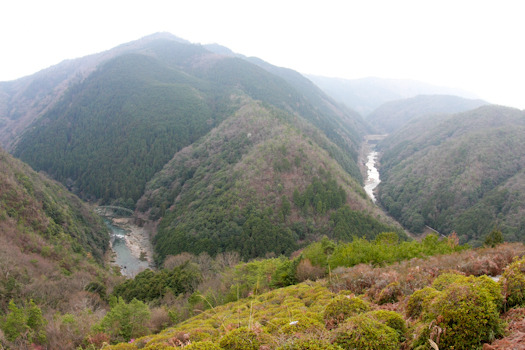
[377,105,525,245]
[0,33,189,150]
[0,147,110,322]
[367,94,488,133]
[11,34,366,209]
[138,95,404,263]
[306,75,479,116]
[0,33,409,264]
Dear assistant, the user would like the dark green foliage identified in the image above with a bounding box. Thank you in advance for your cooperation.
[155,206,298,262]
[293,176,347,215]
[96,297,151,343]
[270,258,300,288]
[112,263,201,303]
[85,281,107,300]
[330,206,406,241]
[332,314,400,350]
[1,300,47,345]
[15,54,218,205]
[485,228,504,247]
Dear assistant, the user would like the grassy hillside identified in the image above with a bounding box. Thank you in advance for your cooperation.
[367,94,487,133]
[138,96,403,263]
[13,37,365,208]
[377,105,525,244]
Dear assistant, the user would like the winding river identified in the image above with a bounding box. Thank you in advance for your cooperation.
[364,150,381,202]
[104,218,154,277]
[362,135,387,203]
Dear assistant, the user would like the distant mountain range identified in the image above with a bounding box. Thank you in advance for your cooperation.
[307,75,480,116]
[366,94,488,133]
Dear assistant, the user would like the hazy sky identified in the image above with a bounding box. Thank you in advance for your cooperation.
[1,0,523,109]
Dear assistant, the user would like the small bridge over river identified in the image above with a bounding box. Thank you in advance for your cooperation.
[95,205,135,218]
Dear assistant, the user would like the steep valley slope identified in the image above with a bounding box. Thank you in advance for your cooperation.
[377,105,525,245]
[2,33,403,263]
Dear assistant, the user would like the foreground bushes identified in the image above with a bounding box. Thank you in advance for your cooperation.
[409,274,504,350]
[499,257,525,308]
[95,244,525,350]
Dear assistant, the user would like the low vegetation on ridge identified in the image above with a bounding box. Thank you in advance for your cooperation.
[98,242,525,350]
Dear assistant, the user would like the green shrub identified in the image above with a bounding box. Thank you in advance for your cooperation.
[431,272,467,291]
[428,282,503,349]
[96,297,151,343]
[332,314,400,350]
[364,310,406,340]
[484,229,504,247]
[376,281,402,304]
[323,295,370,329]
[433,273,503,310]
[184,341,221,350]
[406,287,441,319]
[499,257,525,308]
[1,299,47,345]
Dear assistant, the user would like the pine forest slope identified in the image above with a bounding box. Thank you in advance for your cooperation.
[377,105,525,245]
[0,33,190,150]
[366,94,488,134]
[0,147,110,311]
[12,35,365,208]
[138,96,404,263]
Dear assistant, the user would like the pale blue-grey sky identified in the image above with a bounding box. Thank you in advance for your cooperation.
[1,0,523,109]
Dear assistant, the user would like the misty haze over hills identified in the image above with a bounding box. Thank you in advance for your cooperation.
[307,75,481,116]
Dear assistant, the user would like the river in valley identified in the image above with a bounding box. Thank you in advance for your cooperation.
[364,150,381,202]
[104,218,154,277]
[362,135,387,203]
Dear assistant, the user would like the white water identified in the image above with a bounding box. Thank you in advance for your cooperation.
[364,150,381,202]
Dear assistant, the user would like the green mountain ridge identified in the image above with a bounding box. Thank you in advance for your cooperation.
[4,34,400,264]
[377,105,525,244]
[138,95,403,263]
[12,37,365,207]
